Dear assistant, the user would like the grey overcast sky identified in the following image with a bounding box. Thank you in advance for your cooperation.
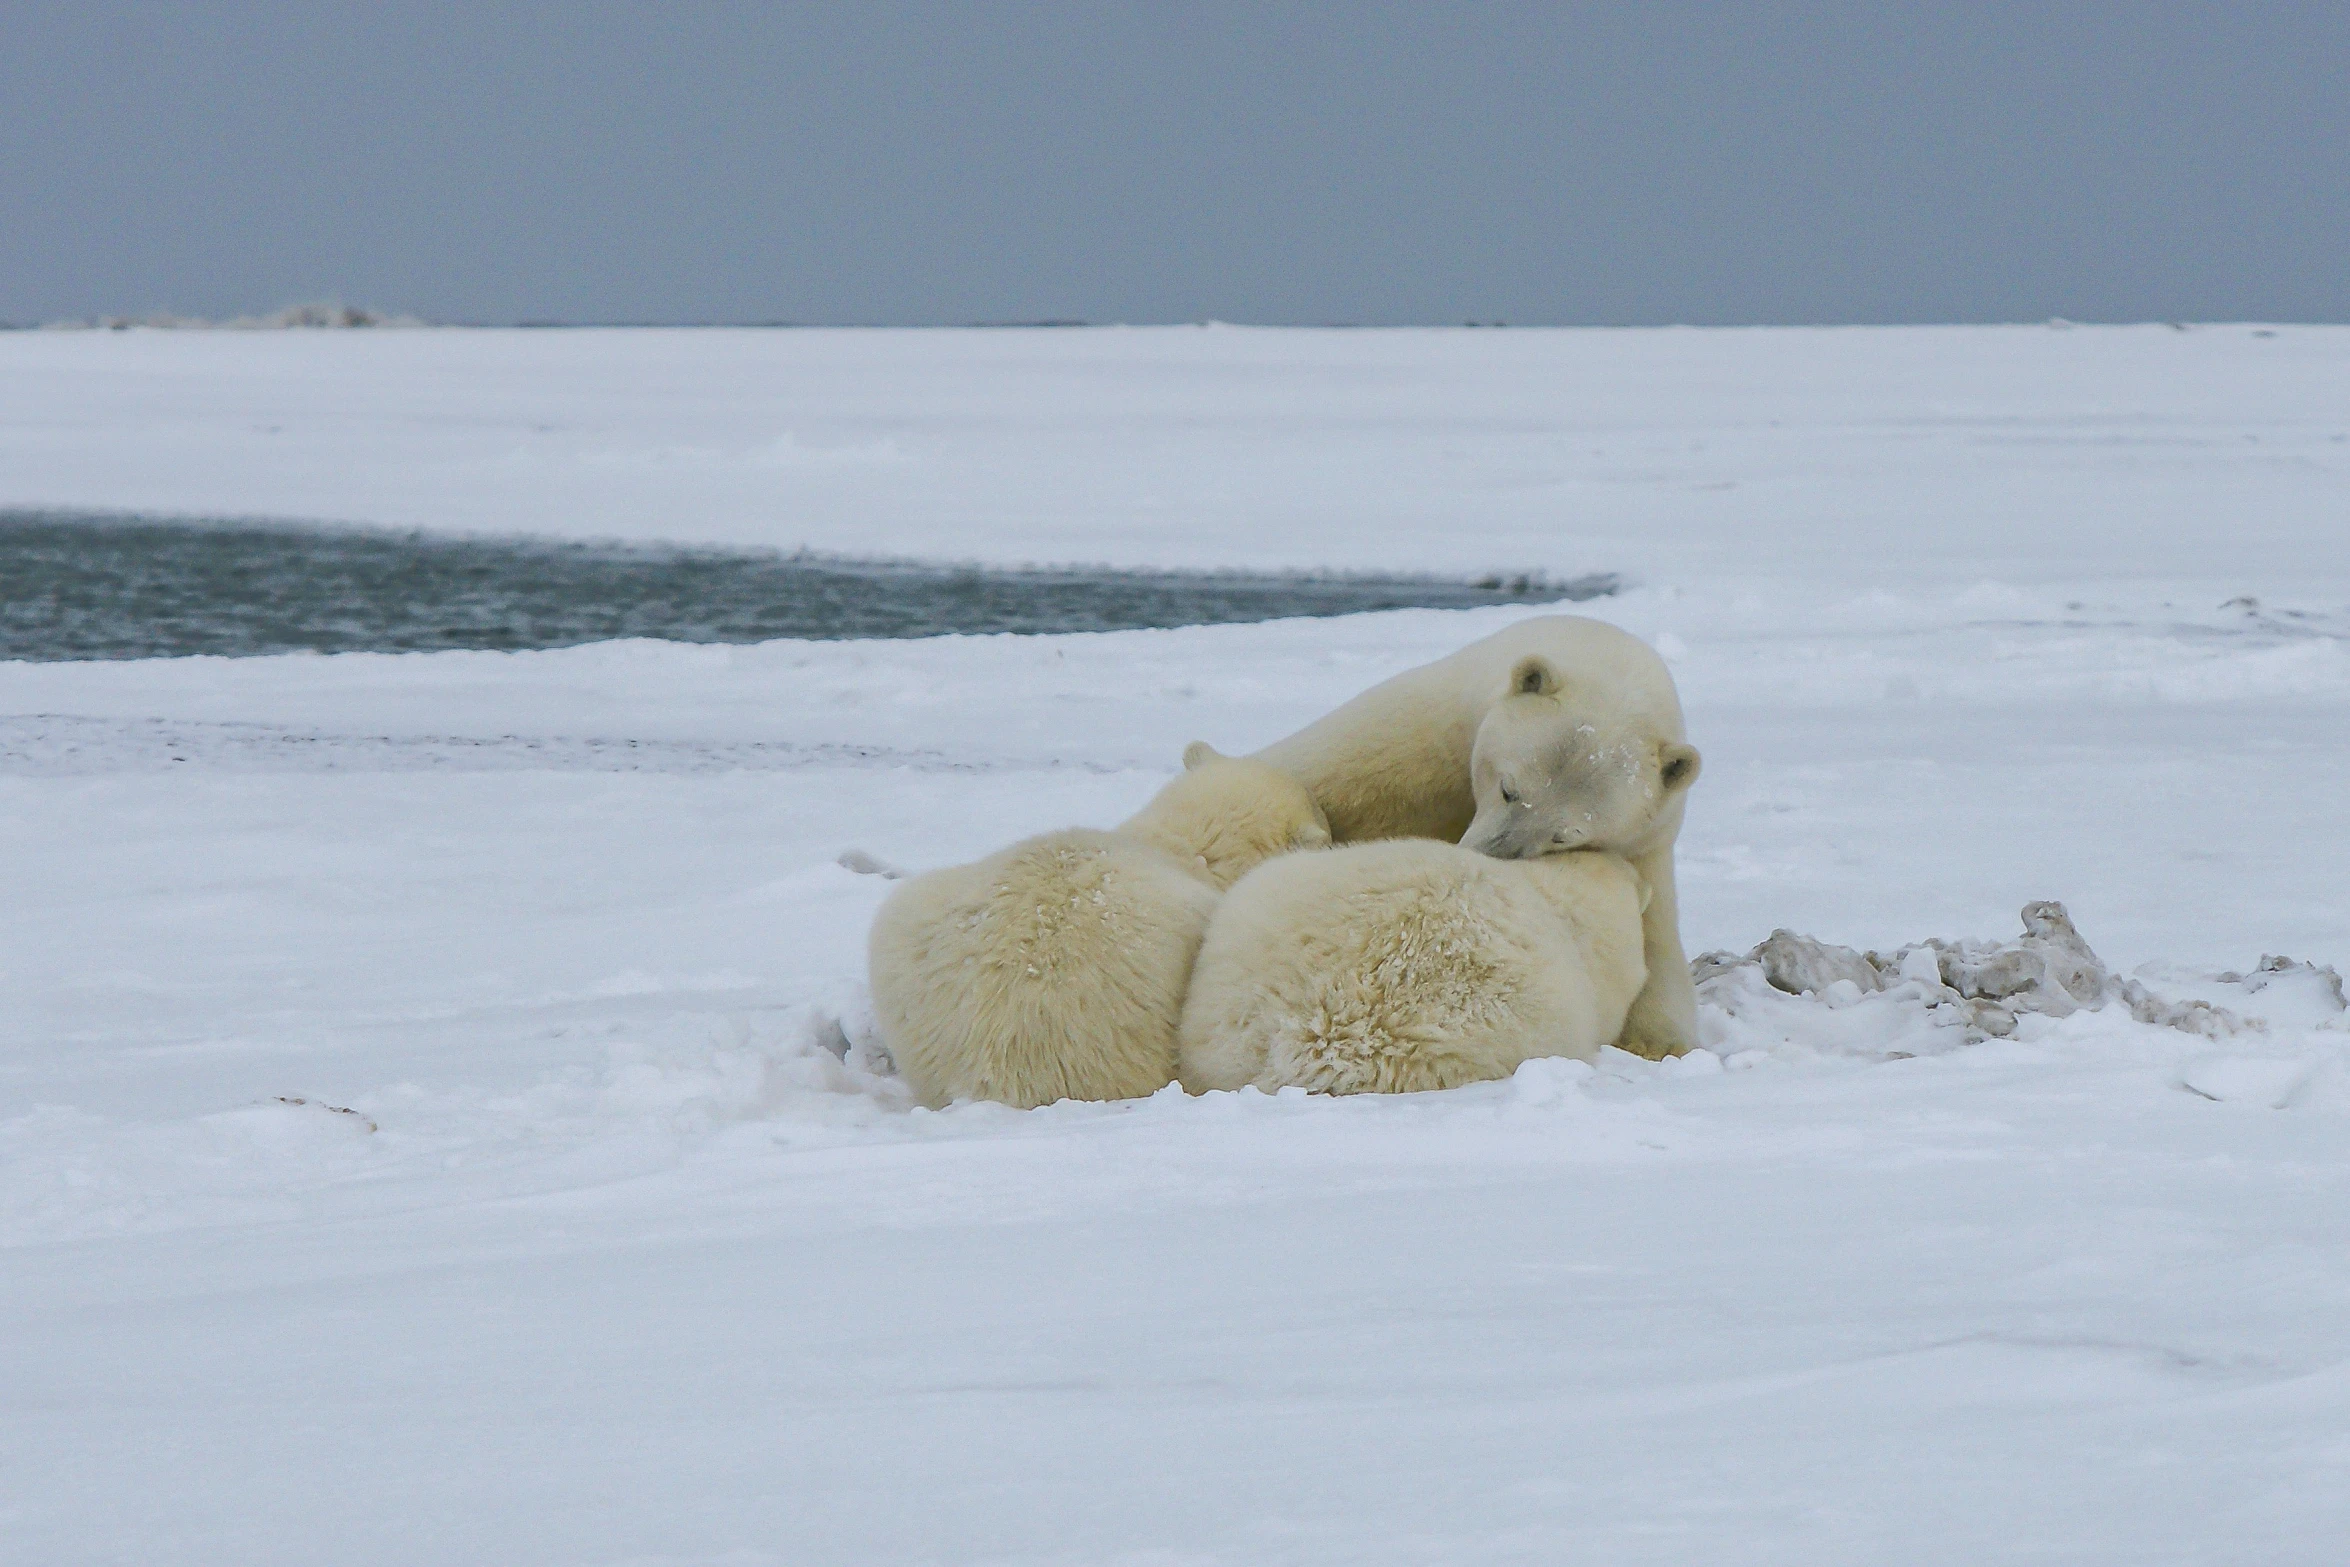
[4,1,2345,326]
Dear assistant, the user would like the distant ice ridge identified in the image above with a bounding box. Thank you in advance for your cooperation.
[36,300,426,330]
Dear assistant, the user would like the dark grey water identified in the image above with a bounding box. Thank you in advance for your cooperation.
[0,511,1613,661]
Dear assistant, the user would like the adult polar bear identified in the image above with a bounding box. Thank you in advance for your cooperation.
[1249,615,1701,1058]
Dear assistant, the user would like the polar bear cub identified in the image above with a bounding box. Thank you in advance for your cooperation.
[1176,840,1648,1096]
[868,745,1330,1109]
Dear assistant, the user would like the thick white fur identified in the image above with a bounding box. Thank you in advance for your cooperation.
[1249,615,1700,1058]
[1177,840,1649,1095]
[868,748,1330,1109]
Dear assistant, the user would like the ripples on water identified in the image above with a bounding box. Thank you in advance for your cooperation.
[0,511,1613,661]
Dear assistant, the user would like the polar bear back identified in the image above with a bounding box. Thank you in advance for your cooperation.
[1177,840,1647,1096]
[870,828,1222,1108]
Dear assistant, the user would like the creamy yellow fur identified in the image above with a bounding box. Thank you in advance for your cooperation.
[1248,615,1700,1058]
[1177,840,1648,1096]
[868,751,1329,1109]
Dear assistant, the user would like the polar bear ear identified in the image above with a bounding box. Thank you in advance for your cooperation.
[1659,743,1701,794]
[1507,655,1563,699]
[1182,740,1224,771]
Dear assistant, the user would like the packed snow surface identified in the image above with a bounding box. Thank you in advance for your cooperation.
[4,326,2348,1565]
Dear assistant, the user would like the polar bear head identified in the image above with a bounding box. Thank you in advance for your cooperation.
[1122,743,1334,890]
[1462,654,1700,861]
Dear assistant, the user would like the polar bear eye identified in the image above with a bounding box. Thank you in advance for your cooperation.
[1500,784,1521,806]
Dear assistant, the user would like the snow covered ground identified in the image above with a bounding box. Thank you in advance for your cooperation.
[4,326,2348,1565]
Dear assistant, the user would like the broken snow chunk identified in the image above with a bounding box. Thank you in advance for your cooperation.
[2135,956,2347,1033]
[1967,1002,2018,1038]
[1693,900,2269,1051]
[1895,946,1945,988]
[1754,930,1883,997]
[1689,949,1749,987]
[2117,980,2239,1038]
[2219,956,2349,1014]
[1923,902,2109,1018]
[1508,1055,1596,1107]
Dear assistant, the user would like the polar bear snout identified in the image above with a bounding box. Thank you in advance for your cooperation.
[1465,813,1573,859]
